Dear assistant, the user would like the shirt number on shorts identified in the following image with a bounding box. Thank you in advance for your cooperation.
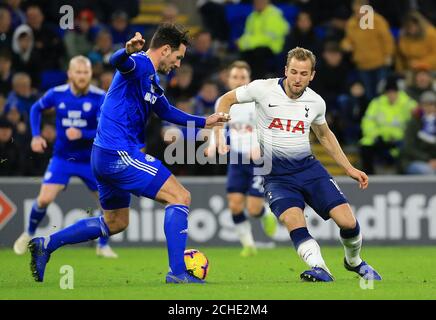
[252,176,264,192]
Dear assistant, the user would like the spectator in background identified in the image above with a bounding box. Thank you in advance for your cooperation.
[197,0,232,44]
[5,106,29,146]
[237,0,289,79]
[193,80,220,116]
[109,10,134,49]
[11,24,41,85]
[26,5,65,70]
[0,117,23,175]
[88,29,115,78]
[396,11,436,74]
[98,70,114,92]
[341,0,394,101]
[24,122,54,176]
[406,69,436,102]
[360,76,417,174]
[0,7,13,51]
[64,9,98,60]
[286,11,321,58]
[184,30,221,91]
[166,64,196,102]
[5,0,26,29]
[310,42,351,142]
[5,72,37,119]
[0,50,13,96]
[401,91,436,174]
[144,3,180,48]
[0,94,5,114]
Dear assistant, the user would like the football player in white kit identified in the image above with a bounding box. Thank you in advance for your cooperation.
[209,61,277,257]
[214,47,381,282]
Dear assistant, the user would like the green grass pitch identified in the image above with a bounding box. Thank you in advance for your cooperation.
[0,246,435,300]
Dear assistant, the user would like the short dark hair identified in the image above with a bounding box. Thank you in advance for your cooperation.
[150,23,190,50]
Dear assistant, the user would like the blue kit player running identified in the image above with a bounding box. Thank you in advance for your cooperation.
[214,47,382,282]
[14,56,117,258]
[209,61,277,257]
[28,24,229,283]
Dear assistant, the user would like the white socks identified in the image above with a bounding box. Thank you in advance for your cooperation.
[297,238,331,274]
[234,220,255,248]
[340,233,363,267]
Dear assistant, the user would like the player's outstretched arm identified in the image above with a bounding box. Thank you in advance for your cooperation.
[312,123,368,190]
[109,32,145,73]
[214,90,239,154]
[152,95,230,129]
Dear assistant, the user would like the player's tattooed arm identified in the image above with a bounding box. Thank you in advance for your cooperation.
[312,123,369,190]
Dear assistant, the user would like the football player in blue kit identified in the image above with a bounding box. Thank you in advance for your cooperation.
[14,56,117,258]
[28,24,229,283]
[214,47,381,282]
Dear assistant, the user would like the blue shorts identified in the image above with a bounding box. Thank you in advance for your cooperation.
[91,145,172,210]
[264,157,348,220]
[43,156,98,191]
[226,160,264,197]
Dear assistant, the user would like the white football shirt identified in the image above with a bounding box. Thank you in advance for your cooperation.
[215,98,260,155]
[235,78,326,173]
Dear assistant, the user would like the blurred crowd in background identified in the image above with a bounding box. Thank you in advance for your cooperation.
[0,0,435,177]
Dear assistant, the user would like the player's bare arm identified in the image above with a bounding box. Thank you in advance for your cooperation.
[311,122,368,190]
[31,136,47,153]
[214,90,239,154]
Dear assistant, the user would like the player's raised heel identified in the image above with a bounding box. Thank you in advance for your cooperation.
[96,245,118,258]
[165,271,205,284]
[261,211,278,237]
[13,232,32,255]
[28,237,51,282]
[344,258,382,280]
[300,267,334,282]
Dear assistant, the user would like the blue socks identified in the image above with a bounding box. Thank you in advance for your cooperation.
[231,211,247,224]
[28,202,47,236]
[45,216,110,253]
[164,205,189,275]
[290,227,313,249]
[340,221,360,239]
[96,211,110,247]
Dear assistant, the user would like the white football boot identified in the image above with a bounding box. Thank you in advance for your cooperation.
[13,232,32,255]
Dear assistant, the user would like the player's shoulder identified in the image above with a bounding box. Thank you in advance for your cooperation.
[88,84,106,97]
[246,78,280,93]
[130,51,154,74]
[52,84,70,93]
[305,87,326,106]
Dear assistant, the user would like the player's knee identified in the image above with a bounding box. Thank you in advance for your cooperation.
[37,195,54,208]
[246,204,263,217]
[229,200,244,214]
[279,212,303,229]
[104,215,129,234]
[175,189,191,206]
[339,218,357,231]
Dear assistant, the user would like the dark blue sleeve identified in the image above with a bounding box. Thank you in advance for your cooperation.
[30,89,55,136]
[152,95,206,128]
[80,129,97,139]
[109,48,136,74]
